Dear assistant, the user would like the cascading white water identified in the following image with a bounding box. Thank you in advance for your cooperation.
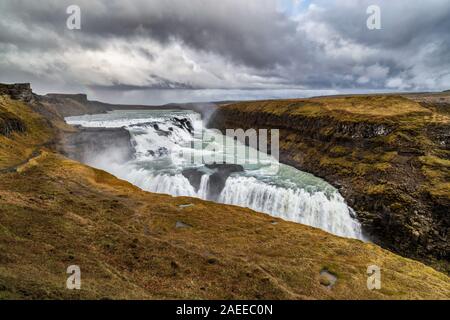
[130,172,197,197]
[218,176,362,239]
[66,110,364,240]
[197,174,211,199]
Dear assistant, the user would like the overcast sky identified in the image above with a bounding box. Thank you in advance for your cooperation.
[0,0,449,104]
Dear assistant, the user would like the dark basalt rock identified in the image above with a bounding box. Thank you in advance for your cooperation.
[182,164,244,199]
[146,147,169,158]
[0,114,26,136]
[182,168,204,192]
[0,83,34,102]
[172,117,194,134]
[206,164,244,200]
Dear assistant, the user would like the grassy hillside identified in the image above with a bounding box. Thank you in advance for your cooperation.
[0,93,449,299]
[209,95,450,271]
[0,95,55,171]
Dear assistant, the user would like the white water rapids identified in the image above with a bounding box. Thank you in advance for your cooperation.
[66,110,364,240]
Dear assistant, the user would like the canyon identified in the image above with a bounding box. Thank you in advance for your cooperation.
[0,83,448,299]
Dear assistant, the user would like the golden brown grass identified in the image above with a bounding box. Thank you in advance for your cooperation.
[227,95,445,123]
[0,152,449,299]
[0,95,54,170]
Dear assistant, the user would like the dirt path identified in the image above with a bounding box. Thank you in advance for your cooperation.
[0,149,42,174]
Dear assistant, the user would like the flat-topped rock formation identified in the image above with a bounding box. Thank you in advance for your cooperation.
[0,83,34,102]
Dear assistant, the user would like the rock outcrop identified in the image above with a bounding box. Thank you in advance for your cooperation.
[40,93,113,117]
[0,109,26,136]
[0,83,34,102]
[182,164,244,200]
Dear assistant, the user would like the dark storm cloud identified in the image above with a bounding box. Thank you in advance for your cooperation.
[299,0,450,89]
[0,0,449,100]
[0,0,310,68]
[313,0,450,49]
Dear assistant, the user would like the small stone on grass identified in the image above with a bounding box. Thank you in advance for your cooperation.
[178,204,194,209]
[176,221,192,229]
[319,269,337,289]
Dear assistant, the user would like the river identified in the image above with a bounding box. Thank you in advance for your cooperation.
[66,109,363,240]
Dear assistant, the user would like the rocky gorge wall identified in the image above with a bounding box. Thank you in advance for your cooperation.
[208,96,450,272]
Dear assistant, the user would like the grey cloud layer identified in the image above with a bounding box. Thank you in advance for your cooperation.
[0,0,449,96]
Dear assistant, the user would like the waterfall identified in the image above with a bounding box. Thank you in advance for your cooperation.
[197,174,210,199]
[126,171,197,197]
[66,110,365,240]
[121,169,212,200]
[218,176,362,239]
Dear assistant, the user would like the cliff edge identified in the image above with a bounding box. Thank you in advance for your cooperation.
[209,95,450,272]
